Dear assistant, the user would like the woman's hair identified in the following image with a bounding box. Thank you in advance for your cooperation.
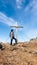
[11,29,13,32]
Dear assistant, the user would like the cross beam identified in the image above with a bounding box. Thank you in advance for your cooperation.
[11,26,23,28]
[10,25,23,42]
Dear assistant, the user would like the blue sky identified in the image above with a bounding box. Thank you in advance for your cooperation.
[0,0,37,42]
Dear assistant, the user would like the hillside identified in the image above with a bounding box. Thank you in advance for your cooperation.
[0,38,37,65]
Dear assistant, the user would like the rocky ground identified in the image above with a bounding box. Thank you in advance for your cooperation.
[0,38,37,65]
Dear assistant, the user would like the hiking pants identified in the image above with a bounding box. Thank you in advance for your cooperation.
[10,37,17,45]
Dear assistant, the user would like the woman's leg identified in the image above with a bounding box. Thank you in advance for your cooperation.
[14,37,17,44]
[10,39,13,45]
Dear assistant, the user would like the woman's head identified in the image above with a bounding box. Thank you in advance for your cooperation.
[11,29,13,32]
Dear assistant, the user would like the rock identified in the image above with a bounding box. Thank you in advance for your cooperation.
[0,38,37,65]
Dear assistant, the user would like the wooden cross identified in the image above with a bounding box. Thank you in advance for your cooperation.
[10,22,23,42]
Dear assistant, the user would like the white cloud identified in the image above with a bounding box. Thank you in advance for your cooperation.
[16,0,37,10]
[16,0,22,9]
[0,12,18,26]
[20,0,37,25]
[16,0,25,9]
[25,0,37,13]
